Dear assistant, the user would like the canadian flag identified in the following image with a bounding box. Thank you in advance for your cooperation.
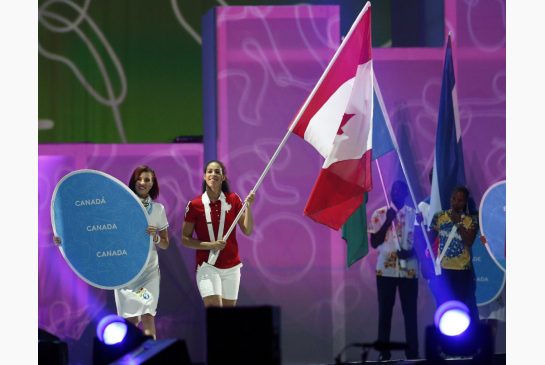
[291,2,373,230]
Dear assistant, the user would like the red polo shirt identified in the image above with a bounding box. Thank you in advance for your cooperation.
[184,192,244,269]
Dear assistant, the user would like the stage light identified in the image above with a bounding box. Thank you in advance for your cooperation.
[93,314,193,365]
[434,300,471,336]
[103,322,127,345]
[426,301,494,364]
[97,315,129,345]
[93,315,150,365]
[110,338,192,364]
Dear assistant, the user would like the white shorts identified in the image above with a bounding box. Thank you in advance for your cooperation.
[196,262,242,300]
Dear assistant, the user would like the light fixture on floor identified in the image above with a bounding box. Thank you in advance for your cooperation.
[426,300,494,364]
[93,314,192,365]
[93,315,150,365]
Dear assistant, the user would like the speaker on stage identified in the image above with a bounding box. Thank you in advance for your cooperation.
[39,328,68,365]
[207,305,281,365]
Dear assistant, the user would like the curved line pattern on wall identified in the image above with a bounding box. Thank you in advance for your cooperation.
[38,0,128,142]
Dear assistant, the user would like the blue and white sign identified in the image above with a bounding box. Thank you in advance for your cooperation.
[51,169,151,289]
[473,233,505,306]
[479,180,506,271]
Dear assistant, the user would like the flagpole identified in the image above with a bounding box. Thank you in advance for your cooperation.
[374,160,402,252]
[208,2,373,265]
[375,160,390,205]
[227,127,293,239]
[207,127,293,264]
[374,75,440,275]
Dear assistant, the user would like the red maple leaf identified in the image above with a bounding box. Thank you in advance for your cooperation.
[337,113,355,135]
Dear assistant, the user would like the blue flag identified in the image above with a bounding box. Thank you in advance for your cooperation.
[342,77,395,267]
[371,79,396,160]
[428,35,466,221]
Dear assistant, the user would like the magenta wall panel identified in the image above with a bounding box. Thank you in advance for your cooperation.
[38,144,206,364]
[214,6,345,363]
[38,1,505,363]
[211,1,505,362]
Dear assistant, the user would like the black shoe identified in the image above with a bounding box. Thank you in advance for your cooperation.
[378,351,391,361]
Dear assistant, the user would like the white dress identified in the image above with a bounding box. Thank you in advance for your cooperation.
[114,200,169,318]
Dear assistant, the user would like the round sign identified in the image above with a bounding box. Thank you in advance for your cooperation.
[473,233,505,306]
[479,180,506,271]
[51,169,151,289]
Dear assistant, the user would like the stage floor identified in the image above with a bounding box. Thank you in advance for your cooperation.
[308,353,506,365]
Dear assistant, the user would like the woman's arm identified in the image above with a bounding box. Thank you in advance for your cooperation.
[146,226,169,250]
[155,228,170,250]
[238,193,255,236]
[181,221,226,250]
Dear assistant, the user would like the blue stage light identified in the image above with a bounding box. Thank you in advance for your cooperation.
[426,300,494,363]
[94,315,150,365]
[96,315,128,345]
[93,314,192,365]
[102,321,128,345]
[434,301,471,337]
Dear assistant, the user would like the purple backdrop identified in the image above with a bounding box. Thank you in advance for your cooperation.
[38,1,505,364]
[214,2,505,362]
[38,144,206,364]
[216,5,345,364]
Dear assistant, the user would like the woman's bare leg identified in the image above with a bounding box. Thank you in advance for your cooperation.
[203,295,223,307]
[141,314,156,339]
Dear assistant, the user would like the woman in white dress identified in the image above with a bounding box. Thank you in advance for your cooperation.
[115,165,170,339]
[54,165,169,339]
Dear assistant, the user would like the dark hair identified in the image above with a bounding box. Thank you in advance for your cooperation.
[451,185,470,200]
[202,160,231,193]
[451,185,470,213]
[128,165,160,199]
